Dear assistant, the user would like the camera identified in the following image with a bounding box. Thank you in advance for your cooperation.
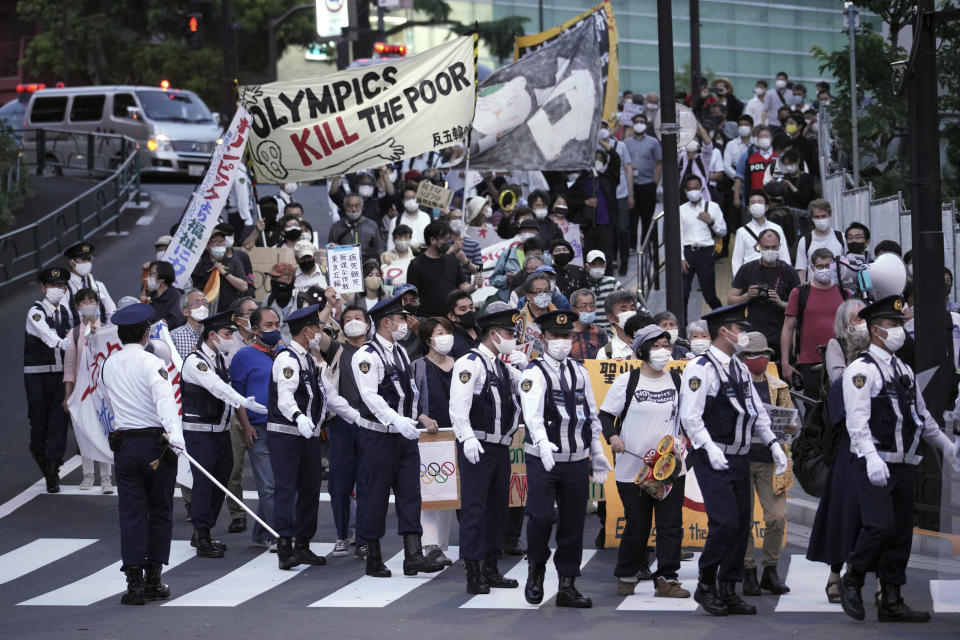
[756,284,770,297]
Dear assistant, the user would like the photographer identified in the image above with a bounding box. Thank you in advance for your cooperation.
[728,229,800,362]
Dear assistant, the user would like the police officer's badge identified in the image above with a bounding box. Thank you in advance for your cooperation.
[359,360,371,374]
[893,298,904,311]
[459,371,471,383]
[32,313,41,321]
[520,380,533,392]
[283,367,294,379]
[197,362,209,372]
[158,368,168,380]
[689,376,702,391]
[557,314,568,325]
[853,374,866,389]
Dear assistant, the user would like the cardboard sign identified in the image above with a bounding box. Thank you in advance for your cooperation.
[419,431,460,510]
[326,244,363,295]
[415,180,454,210]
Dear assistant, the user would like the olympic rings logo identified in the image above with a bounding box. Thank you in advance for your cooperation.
[420,461,456,484]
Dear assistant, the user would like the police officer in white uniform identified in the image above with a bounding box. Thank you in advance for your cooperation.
[64,242,116,325]
[679,302,787,617]
[181,310,266,558]
[838,295,960,623]
[100,303,185,605]
[519,310,612,608]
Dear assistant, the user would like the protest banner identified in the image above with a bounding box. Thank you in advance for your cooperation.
[586,359,780,549]
[470,236,521,306]
[241,36,476,183]
[557,219,584,266]
[469,19,603,171]
[247,246,297,302]
[415,180,454,210]
[514,2,620,124]
[162,108,253,290]
[419,431,460,510]
[464,223,501,250]
[618,100,642,126]
[326,244,363,295]
[508,427,526,507]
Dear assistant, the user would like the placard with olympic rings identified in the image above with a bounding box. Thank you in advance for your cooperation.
[418,431,460,510]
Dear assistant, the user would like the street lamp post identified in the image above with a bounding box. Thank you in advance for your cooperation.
[844,2,861,185]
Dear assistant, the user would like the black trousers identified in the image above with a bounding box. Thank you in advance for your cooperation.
[357,429,422,541]
[505,506,524,541]
[615,475,686,580]
[525,456,590,577]
[184,430,232,531]
[115,433,176,570]
[327,416,365,541]
[267,430,324,539]
[25,372,69,462]
[693,449,751,582]
[458,441,510,560]
[848,460,915,585]
[631,182,658,250]
[682,246,723,311]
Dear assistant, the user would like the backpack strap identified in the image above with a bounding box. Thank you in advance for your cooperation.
[616,367,642,430]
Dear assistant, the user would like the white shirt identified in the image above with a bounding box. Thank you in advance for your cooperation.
[387,210,432,250]
[612,138,633,199]
[794,227,845,273]
[744,96,764,127]
[707,147,723,187]
[272,340,358,430]
[181,344,247,428]
[294,268,328,295]
[449,343,522,443]
[731,218,791,275]
[26,298,71,351]
[723,138,750,180]
[68,272,116,323]
[609,334,634,360]
[352,333,417,429]
[600,371,682,482]
[679,200,726,253]
[100,343,183,439]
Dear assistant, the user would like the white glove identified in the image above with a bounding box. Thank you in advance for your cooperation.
[394,416,421,440]
[463,437,484,464]
[242,396,268,414]
[591,450,613,484]
[865,451,890,487]
[166,431,186,455]
[536,439,559,472]
[703,440,729,471]
[58,336,72,351]
[507,350,528,368]
[770,442,788,475]
[296,414,315,439]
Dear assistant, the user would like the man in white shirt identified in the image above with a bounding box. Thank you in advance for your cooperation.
[731,190,790,274]
[761,72,793,128]
[603,290,639,359]
[387,185,432,252]
[723,115,754,184]
[744,81,766,128]
[794,199,845,282]
[680,175,727,313]
[293,241,327,296]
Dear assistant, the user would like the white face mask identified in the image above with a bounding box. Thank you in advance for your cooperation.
[432,334,454,355]
[156,250,166,261]
[781,164,798,174]
[394,239,411,253]
[598,128,610,140]
[390,318,409,342]
[588,267,605,280]
[647,348,672,371]
[344,319,368,338]
[307,329,323,351]
[482,207,492,219]
[665,329,679,344]
[594,160,605,172]
[213,334,233,355]
[223,236,234,249]
[74,262,92,277]
[761,249,779,263]
[283,183,298,194]
[812,267,834,284]
[519,231,536,242]
[690,338,711,355]
[617,310,636,327]
[492,332,517,355]
[754,87,764,96]
[633,123,646,134]
[725,328,750,353]
[209,246,227,260]
[358,185,374,198]
[645,103,658,113]
[685,141,700,153]
[849,322,868,338]
[44,287,66,305]
[775,79,788,89]
[78,304,98,319]
[146,276,158,291]
[749,203,767,218]
[813,217,831,232]
[532,292,552,308]
[533,208,548,220]
[546,338,572,360]
[403,199,419,213]
[756,137,772,150]
[448,219,464,234]
[880,325,906,352]
[738,125,752,137]
[685,190,702,202]
[190,306,209,322]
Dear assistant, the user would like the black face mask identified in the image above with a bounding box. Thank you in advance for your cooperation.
[456,310,477,329]
[552,252,572,267]
[271,279,293,294]
[847,241,866,255]
[298,258,315,272]
[284,228,302,241]
[403,303,420,315]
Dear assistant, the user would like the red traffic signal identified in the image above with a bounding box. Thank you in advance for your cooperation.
[186,13,204,48]
[188,16,198,32]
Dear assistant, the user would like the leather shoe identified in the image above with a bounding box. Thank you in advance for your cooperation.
[365,539,391,578]
[465,559,490,594]
[277,536,300,570]
[402,534,444,576]
[742,567,761,596]
[190,530,226,551]
[524,563,546,605]
[878,582,931,622]
[120,567,145,605]
[718,580,757,614]
[760,565,790,595]
[144,561,170,600]
[228,517,246,533]
[839,567,866,621]
[556,575,591,608]
[503,537,525,556]
[482,552,518,588]
[294,537,327,566]
[43,458,60,493]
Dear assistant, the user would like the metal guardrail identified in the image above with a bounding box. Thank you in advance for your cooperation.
[0,129,141,288]
[635,210,665,310]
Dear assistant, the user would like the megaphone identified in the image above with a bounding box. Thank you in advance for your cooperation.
[145,338,173,367]
[855,253,908,301]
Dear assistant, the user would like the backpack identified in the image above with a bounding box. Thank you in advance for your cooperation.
[791,378,845,497]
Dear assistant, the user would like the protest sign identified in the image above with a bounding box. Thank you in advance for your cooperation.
[415,180,454,210]
[557,219,584,266]
[508,427,526,507]
[419,431,460,510]
[326,244,364,295]
[162,108,253,289]
[241,36,476,183]
[764,403,799,444]
[470,236,521,306]
[464,223,501,250]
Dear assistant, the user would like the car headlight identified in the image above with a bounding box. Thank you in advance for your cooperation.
[155,134,173,152]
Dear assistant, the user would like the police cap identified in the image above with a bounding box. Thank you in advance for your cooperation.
[534,310,579,335]
[858,295,907,323]
[39,267,69,285]
[201,310,237,333]
[369,293,408,321]
[478,308,521,332]
[64,242,95,259]
[111,302,154,327]
[702,302,751,332]
[284,304,321,327]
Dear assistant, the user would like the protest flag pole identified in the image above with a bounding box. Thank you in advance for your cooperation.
[243,143,269,248]
[462,30,479,201]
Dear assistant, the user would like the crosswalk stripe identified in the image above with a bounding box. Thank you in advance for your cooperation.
[616,553,701,611]
[931,580,960,613]
[0,456,82,520]
[460,550,597,609]
[18,541,194,606]
[0,538,98,586]
[310,546,459,608]
[775,555,843,613]
[163,544,333,607]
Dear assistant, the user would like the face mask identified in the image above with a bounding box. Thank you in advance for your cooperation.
[388,171,398,183]
[358,185,374,198]
[645,103,658,113]
[533,208,548,220]
[223,236,234,249]
[756,137,772,150]
[880,326,906,352]
[578,311,596,325]
[156,251,166,261]
[209,246,227,260]
[259,329,282,347]
[345,208,364,221]
[633,123,646,134]
[744,355,770,376]
[307,328,323,350]
[665,329,679,344]
[213,335,233,355]
[775,79,787,89]
[761,249,779,264]
[598,128,610,140]
[594,160,605,172]
[432,334,454,355]
[492,332,517,355]
[725,328,749,353]
[389,319,409,342]
[532,292,552,308]
[190,306,209,322]
[552,252,572,267]
[617,310,636,327]
[647,348,672,371]
[365,275,382,291]
[284,228,302,241]
[849,322,868,338]
[403,199,419,213]
[344,319,368,338]
[691,338,711,355]
[298,258,315,273]
[546,338,572,360]
[749,203,766,218]
[738,125,752,137]
[456,310,476,329]
[782,163,798,173]
[448,219,463,234]
[146,276,158,291]
[785,124,799,136]
[394,239,410,253]
[813,217,831,231]
[283,183,298,194]
[589,267,605,280]
[74,262,92,277]
[685,190,702,202]
[271,279,293,294]
[847,241,866,255]
[754,87,764,96]
[812,267,834,284]
[78,304,98,319]
[403,302,420,315]
[685,141,700,153]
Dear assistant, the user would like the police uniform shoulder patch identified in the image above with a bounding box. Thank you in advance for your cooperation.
[158,368,168,380]
[32,313,41,321]
[688,376,702,391]
[359,360,371,374]
[197,362,209,372]
[520,379,533,392]
[459,370,472,383]
[283,366,294,379]
[852,374,867,389]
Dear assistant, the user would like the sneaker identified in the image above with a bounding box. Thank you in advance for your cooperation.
[655,576,691,598]
[79,474,95,490]
[100,477,114,494]
[617,579,637,596]
[332,539,350,557]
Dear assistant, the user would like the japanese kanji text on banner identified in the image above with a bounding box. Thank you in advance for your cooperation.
[241,35,476,183]
[326,244,364,295]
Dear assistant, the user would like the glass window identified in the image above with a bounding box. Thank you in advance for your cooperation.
[69,95,106,122]
[135,90,214,123]
[29,96,67,123]
[113,93,137,118]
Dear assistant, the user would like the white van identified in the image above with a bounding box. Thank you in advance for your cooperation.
[23,85,222,176]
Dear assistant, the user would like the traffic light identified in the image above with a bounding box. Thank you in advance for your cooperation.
[186,13,204,49]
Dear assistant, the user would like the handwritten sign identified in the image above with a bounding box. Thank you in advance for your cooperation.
[326,244,363,295]
[415,180,454,210]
